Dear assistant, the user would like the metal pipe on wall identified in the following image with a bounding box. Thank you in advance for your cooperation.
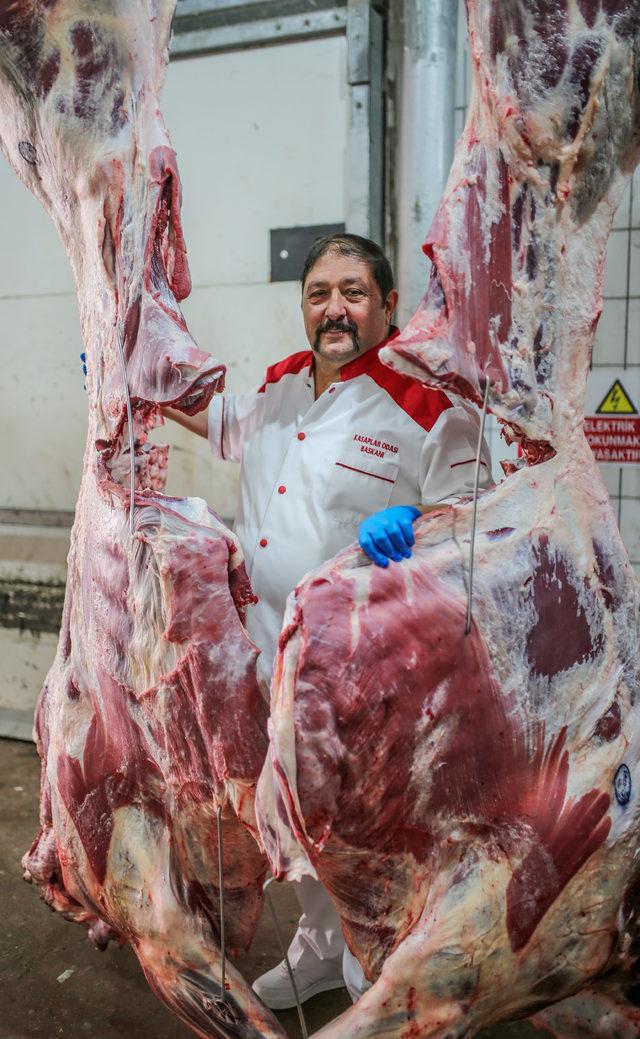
[394,0,458,325]
[346,0,385,245]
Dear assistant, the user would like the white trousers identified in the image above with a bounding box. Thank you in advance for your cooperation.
[288,876,372,1003]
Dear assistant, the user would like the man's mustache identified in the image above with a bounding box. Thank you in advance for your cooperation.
[314,319,360,352]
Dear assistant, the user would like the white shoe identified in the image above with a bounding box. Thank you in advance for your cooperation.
[252,957,345,1010]
[342,946,372,1003]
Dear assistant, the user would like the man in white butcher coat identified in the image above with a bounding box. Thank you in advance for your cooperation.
[165,232,491,1009]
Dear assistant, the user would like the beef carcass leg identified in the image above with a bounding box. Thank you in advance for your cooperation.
[27,490,287,1039]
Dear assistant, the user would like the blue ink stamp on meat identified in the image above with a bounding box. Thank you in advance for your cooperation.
[614,764,631,806]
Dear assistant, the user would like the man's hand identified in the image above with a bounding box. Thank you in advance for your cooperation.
[162,405,209,439]
[358,505,421,568]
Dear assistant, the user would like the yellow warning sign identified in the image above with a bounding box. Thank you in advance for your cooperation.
[596,379,637,415]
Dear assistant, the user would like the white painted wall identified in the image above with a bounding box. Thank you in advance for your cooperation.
[0,200,83,512]
[157,36,348,518]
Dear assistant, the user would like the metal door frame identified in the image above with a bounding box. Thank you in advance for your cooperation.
[171,0,385,244]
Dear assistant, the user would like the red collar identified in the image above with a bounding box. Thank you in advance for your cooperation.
[338,326,400,381]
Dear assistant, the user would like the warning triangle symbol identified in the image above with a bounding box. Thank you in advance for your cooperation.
[596,379,638,415]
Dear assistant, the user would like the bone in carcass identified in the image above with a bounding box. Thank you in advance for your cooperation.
[258,3,640,1036]
[0,3,285,1036]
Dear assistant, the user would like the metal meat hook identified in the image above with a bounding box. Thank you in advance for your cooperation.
[115,321,136,536]
[465,376,490,636]
[263,877,309,1039]
[216,804,227,1002]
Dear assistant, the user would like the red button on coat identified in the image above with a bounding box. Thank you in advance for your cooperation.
[278,485,286,494]
[260,538,268,548]
[297,432,306,441]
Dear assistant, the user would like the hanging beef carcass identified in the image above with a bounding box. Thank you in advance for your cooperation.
[0,3,287,1036]
[7,0,640,1037]
[258,2,640,1036]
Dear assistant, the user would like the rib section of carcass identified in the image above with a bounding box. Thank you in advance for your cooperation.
[0,3,284,1036]
[259,3,640,1037]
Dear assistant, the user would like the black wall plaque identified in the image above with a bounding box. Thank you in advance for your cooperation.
[0,580,65,635]
[270,223,346,283]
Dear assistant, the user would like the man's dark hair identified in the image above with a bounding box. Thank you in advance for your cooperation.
[301,233,395,304]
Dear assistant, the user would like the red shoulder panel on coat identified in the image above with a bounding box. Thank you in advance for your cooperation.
[341,330,452,432]
[258,351,313,393]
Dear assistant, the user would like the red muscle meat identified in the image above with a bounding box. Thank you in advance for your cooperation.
[258,3,640,1037]
[0,4,285,1037]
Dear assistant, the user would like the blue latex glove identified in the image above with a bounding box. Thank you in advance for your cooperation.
[359,505,421,568]
[80,351,87,391]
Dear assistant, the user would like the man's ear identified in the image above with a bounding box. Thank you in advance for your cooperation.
[385,289,399,321]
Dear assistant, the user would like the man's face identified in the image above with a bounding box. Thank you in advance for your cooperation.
[302,251,397,367]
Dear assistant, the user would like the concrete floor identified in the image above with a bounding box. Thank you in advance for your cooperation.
[0,738,542,1039]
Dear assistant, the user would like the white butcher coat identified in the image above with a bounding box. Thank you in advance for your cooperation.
[207,329,492,996]
[207,329,491,684]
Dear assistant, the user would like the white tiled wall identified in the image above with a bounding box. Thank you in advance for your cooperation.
[455,0,639,568]
[597,182,640,567]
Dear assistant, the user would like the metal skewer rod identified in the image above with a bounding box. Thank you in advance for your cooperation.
[465,377,490,636]
[263,877,309,1039]
[115,323,136,536]
[216,805,227,1000]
